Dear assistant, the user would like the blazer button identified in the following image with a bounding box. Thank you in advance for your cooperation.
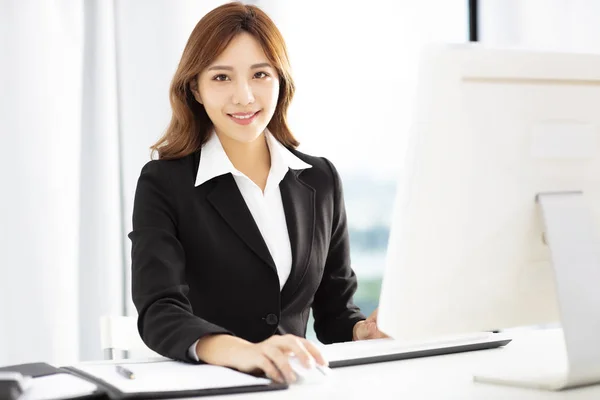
[265,314,278,325]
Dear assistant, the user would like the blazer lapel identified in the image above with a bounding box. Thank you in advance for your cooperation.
[206,174,277,273]
[280,170,316,305]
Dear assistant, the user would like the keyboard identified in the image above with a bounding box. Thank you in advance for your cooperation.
[320,332,511,368]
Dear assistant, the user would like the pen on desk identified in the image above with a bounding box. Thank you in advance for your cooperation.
[115,365,135,380]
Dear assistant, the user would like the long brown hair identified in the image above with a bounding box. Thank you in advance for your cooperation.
[150,2,299,160]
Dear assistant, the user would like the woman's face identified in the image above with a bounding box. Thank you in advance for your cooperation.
[194,32,280,145]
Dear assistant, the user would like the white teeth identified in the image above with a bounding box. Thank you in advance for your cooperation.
[230,112,256,119]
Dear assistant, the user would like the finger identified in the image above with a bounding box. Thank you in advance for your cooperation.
[275,335,314,368]
[258,355,286,384]
[301,339,328,366]
[264,345,296,383]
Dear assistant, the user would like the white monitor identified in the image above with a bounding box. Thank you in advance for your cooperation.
[377,43,600,390]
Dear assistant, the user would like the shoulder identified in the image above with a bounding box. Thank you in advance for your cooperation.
[288,148,341,182]
[290,149,337,175]
[140,153,197,180]
[136,152,199,189]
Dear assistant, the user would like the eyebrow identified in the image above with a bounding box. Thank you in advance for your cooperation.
[206,62,273,71]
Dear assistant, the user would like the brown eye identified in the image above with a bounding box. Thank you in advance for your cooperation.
[213,74,229,81]
[254,71,268,79]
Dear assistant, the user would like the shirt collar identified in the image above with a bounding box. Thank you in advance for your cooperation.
[195,129,312,187]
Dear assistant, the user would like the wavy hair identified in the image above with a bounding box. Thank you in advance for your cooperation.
[150,2,299,160]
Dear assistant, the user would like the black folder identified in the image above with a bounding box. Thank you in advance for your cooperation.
[0,362,287,400]
[0,362,106,399]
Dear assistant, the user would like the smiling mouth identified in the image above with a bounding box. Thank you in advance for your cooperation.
[227,110,261,126]
[228,111,260,120]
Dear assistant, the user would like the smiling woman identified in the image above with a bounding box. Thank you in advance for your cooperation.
[150,3,298,160]
[130,2,386,385]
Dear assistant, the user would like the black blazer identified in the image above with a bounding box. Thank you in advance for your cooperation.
[129,147,366,362]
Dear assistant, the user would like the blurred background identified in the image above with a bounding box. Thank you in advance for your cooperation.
[2,0,600,367]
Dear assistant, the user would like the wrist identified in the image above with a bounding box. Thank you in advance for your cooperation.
[195,334,251,366]
[352,320,365,341]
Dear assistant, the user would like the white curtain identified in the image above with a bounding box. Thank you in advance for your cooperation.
[0,0,122,366]
[479,0,600,53]
[78,0,123,363]
[1,0,84,366]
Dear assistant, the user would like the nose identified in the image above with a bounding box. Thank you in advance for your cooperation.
[232,80,255,106]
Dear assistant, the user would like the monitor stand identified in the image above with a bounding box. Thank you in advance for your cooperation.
[474,191,600,391]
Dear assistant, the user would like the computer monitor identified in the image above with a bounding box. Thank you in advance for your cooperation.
[377,43,600,390]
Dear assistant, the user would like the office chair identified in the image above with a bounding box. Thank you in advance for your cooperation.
[100,315,161,360]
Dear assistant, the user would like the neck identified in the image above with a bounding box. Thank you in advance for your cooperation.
[217,130,271,175]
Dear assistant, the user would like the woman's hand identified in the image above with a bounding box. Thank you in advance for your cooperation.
[352,308,390,341]
[195,334,327,383]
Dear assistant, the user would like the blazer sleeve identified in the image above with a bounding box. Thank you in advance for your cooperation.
[129,161,233,362]
[311,158,367,344]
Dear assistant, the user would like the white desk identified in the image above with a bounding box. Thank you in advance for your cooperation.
[84,329,600,399]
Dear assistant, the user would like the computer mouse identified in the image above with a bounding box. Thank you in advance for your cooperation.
[288,356,332,384]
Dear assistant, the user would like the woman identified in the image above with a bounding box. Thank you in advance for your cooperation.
[130,1,386,384]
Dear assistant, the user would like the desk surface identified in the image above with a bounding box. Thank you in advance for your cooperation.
[86,328,600,399]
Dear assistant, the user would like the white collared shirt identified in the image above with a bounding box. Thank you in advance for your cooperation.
[188,129,312,360]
